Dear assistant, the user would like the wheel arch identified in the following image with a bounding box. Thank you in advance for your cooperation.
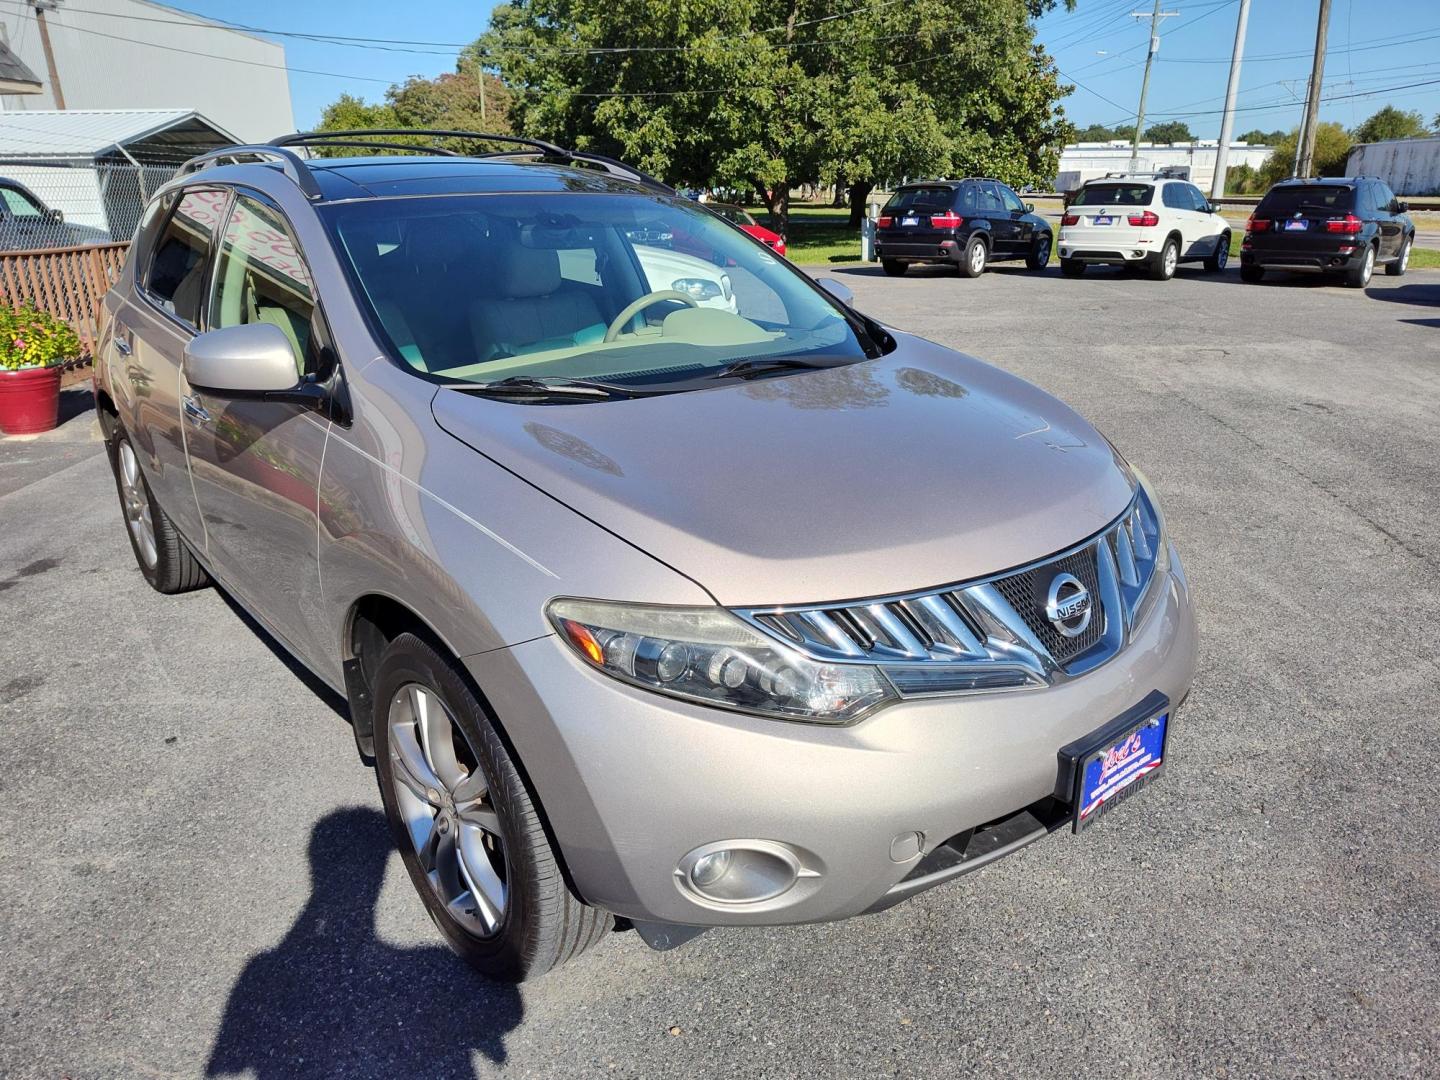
[345,593,593,905]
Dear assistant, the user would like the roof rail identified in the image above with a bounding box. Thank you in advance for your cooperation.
[273,129,675,194]
[178,144,324,199]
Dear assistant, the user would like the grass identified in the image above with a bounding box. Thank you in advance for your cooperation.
[754,202,1440,270]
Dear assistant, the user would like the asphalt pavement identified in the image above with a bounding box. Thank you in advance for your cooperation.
[2,264,1439,1079]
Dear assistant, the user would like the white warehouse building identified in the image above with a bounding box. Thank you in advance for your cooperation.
[1056,140,1274,193]
[0,0,293,143]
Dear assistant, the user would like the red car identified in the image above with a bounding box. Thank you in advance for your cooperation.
[709,203,786,256]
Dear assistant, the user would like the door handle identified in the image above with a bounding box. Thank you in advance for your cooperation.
[182,395,211,424]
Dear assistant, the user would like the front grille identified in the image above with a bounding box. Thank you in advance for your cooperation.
[991,545,1105,665]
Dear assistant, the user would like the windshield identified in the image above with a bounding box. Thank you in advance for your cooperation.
[883,187,955,213]
[710,204,758,227]
[324,192,870,389]
[1258,185,1354,213]
[1073,183,1153,207]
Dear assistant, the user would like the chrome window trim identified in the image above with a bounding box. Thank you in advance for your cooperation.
[733,486,1167,694]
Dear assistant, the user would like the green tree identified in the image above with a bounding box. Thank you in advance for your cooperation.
[1255,122,1353,188]
[472,0,1075,236]
[1351,105,1429,144]
[1223,162,1258,195]
[1237,128,1286,145]
[315,71,512,156]
[1143,120,1192,144]
[1074,123,1117,141]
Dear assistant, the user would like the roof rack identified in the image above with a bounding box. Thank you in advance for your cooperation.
[178,129,675,200]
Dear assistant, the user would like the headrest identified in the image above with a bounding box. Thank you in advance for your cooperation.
[495,244,562,298]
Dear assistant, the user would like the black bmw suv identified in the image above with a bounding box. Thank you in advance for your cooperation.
[1240,176,1414,288]
[875,179,1052,278]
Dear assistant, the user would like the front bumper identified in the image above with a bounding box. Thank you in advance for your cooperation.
[466,545,1196,927]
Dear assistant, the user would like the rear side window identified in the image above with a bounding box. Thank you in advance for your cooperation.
[1161,184,1188,210]
[145,188,228,328]
[1073,183,1153,207]
[1258,185,1354,214]
[883,187,955,213]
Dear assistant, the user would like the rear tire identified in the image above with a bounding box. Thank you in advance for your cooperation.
[1025,233,1052,271]
[1385,237,1411,277]
[373,632,612,982]
[1148,237,1179,281]
[108,429,208,594]
[1204,233,1230,273]
[1060,258,1086,277]
[960,235,987,278]
[1240,264,1264,283]
[1344,243,1375,289]
[881,258,907,277]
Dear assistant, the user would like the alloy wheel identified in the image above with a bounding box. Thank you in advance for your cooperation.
[117,441,157,569]
[969,242,985,274]
[1163,242,1178,277]
[1400,241,1410,273]
[1216,242,1228,269]
[1362,245,1375,284]
[387,683,509,938]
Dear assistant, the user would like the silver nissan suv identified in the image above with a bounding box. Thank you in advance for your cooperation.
[94,131,1197,981]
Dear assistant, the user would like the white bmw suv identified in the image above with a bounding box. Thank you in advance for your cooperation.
[1058,174,1231,280]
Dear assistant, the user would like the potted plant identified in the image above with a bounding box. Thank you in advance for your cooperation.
[0,301,81,435]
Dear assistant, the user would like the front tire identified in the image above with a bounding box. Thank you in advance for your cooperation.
[373,632,612,982]
[960,235,987,278]
[881,258,907,277]
[1344,243,1375,289]
[1204,233,1230,272]
[1025,233,1052,271]
[108,429,208,594]
[1385,237,1411,277]
[1149,237,1179,281]
[1060,258,1086,277]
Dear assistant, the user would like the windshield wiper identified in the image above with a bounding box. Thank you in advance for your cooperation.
[441,375,645,400]
[708,356,854,381]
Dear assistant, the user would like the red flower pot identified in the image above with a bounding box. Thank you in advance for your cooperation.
[0,365,63,435]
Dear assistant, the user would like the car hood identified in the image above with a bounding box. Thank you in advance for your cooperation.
[431,332,1135,606]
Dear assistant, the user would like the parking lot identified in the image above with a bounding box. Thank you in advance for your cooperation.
[2,263,1438,1079]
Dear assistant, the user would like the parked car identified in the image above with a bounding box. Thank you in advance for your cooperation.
[1058,174,1231,280]
[875,179,1053,277]
[0,178,74,250]
[1239,176,1414,288]
[707,202,787,255]
[95,131,1196,982]
[630,242,739,312]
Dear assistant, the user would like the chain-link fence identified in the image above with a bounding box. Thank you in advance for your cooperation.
[0,160,181,249]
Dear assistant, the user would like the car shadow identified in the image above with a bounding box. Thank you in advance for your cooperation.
[1365,281,1440,306]
[206,807,524,1079]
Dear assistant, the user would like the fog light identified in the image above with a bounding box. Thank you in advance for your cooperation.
[690,850,732,887]
[677,841,805,905]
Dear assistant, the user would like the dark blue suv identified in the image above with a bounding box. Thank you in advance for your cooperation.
[875,179,1053,278]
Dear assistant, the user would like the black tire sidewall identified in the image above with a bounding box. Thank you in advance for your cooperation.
[108,430,162,590]
[371,633,537,978]
[1027,234,1051,271]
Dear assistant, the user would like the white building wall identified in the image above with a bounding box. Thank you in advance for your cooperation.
[1346,137,1440,196]
[1055,141,1274,192]
[0,0,293,143]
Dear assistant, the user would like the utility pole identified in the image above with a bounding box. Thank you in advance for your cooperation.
[33,1,65,110]
[1210,0,1250,198]
[1128,1,1180,173]
[1295,0,1332,178]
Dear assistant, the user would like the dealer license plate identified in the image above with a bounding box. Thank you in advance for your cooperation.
[1092,215,1114,226]
[901,216,919,226]
[1284,219,1309,231]
[1059,693,1171,834]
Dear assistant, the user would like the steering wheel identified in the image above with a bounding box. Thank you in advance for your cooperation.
[603,289,700,343]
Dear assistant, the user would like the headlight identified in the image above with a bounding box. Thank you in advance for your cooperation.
[671,277,723,301]
[1118,472,1170,626]
[547,599,896,724]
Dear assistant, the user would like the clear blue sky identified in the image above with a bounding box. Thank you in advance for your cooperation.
[177,0,1440,139]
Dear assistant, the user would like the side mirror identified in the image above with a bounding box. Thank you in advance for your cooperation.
[46,208,63,223]
[1393,200,1408,214]
[183,323,303,397]
[1024,202,1035,214]
[815,277,854,307]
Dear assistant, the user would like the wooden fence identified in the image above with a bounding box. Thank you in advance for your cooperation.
[0,242,129,360]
